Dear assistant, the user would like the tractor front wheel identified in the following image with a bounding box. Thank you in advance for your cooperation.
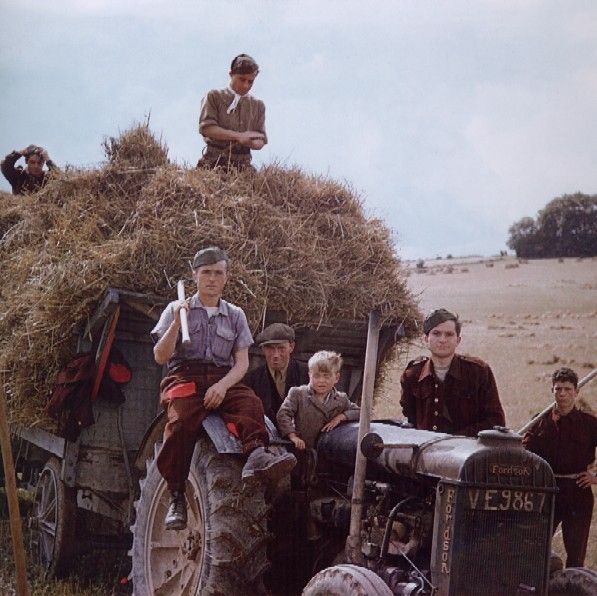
[302,564,393,596]
[548,567,597,595]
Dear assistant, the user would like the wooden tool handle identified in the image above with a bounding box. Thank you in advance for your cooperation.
[177,280,191,345]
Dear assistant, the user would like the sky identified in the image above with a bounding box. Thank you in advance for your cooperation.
[1,1,596,260]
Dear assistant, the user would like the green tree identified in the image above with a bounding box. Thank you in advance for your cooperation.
[507,194,597,258]
[507,216,540,258]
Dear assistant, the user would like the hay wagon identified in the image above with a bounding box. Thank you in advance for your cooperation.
[12,287,397,577]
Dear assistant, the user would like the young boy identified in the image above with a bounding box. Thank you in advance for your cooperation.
[277,351,360,450]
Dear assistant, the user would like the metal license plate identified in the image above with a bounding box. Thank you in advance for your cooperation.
[466,489,547,513]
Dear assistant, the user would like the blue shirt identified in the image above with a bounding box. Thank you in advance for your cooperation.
[151,294,253,369]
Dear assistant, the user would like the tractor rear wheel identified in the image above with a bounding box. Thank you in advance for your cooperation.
[302,564,393,596]
[548,567,597,595]
[29,457,76,577]
[131,435,270,595]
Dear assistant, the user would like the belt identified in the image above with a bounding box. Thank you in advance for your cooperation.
[205,144,251,156]
[168,360,230,375]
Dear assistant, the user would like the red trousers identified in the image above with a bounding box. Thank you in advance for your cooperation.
[156,362,268,493]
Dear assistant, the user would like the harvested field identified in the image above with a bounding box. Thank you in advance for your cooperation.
[375,255,597,568]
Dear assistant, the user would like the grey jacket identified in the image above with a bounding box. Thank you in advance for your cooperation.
[276,384,360,448]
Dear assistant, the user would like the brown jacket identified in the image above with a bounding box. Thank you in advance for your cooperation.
[199,88,267,150]
[400,354,505,436]
[277,384,360,448]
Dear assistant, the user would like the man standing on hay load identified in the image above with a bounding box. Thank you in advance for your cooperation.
[523,367,597,567]
[197,54,267,171]
[1,144,58,195]
[400,308,506,436]
[151,247,296,531]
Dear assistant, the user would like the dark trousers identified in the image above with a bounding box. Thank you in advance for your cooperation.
[553,480,594,567]
[157,363,268,493]
[196,147,254,172]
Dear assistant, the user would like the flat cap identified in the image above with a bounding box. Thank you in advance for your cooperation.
[192,246,229,269]
[423,308,459,334]
[255,323,295,346]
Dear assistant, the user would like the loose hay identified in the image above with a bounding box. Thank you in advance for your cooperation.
[0,124,420,427]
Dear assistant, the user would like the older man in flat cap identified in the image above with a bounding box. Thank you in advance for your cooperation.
[400,308,505,436]
[151,247,296,530]
[197,53,267,171]
[244,323,309,425]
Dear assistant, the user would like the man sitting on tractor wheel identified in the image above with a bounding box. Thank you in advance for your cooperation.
[151,247,296,531]
[400,308,506,436]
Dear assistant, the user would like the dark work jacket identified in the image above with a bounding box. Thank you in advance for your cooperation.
[1,151,56,195]
[244,358,309,424]
[400,354,505,437]
[523,407,597,476]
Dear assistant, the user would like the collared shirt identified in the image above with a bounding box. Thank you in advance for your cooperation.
[523,406,597,475]
[151,294,253,369]
[400,353,505,437]
[199,88,268,150]
[277,384,360,449]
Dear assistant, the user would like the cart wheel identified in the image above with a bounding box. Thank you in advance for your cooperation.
[29,457,76,577]
[302,564,393,596]
[548,567,597,595]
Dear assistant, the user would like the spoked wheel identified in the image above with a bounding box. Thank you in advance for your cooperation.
[302,564,394,596]
[549,567,597,595]
[132,435,270,595]
[29,457,76,577]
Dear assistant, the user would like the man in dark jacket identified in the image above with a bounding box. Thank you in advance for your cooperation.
[400,308,505,436]
[523,367,597,567]
[1,144,58,195]
[244,323,309,424]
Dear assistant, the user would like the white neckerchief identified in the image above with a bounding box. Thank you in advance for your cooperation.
[227,86,243,114]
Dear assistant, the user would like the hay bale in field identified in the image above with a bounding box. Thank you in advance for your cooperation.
[0,124,420,426]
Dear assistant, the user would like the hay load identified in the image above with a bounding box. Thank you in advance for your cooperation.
[0,124,420,426]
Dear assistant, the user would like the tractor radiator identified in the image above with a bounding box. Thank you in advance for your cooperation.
[430,480,554,595]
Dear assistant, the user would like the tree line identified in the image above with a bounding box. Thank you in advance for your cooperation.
[507,193,597,258]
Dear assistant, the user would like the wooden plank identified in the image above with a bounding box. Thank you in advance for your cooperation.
[13,426,64,459]
[75,448,129,494]
[0,372,30,595]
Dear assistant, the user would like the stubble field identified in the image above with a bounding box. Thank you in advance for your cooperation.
[376,255,597,569]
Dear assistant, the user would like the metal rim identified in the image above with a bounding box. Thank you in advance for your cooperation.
[30,463,59,570]
[144,472,206,595]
